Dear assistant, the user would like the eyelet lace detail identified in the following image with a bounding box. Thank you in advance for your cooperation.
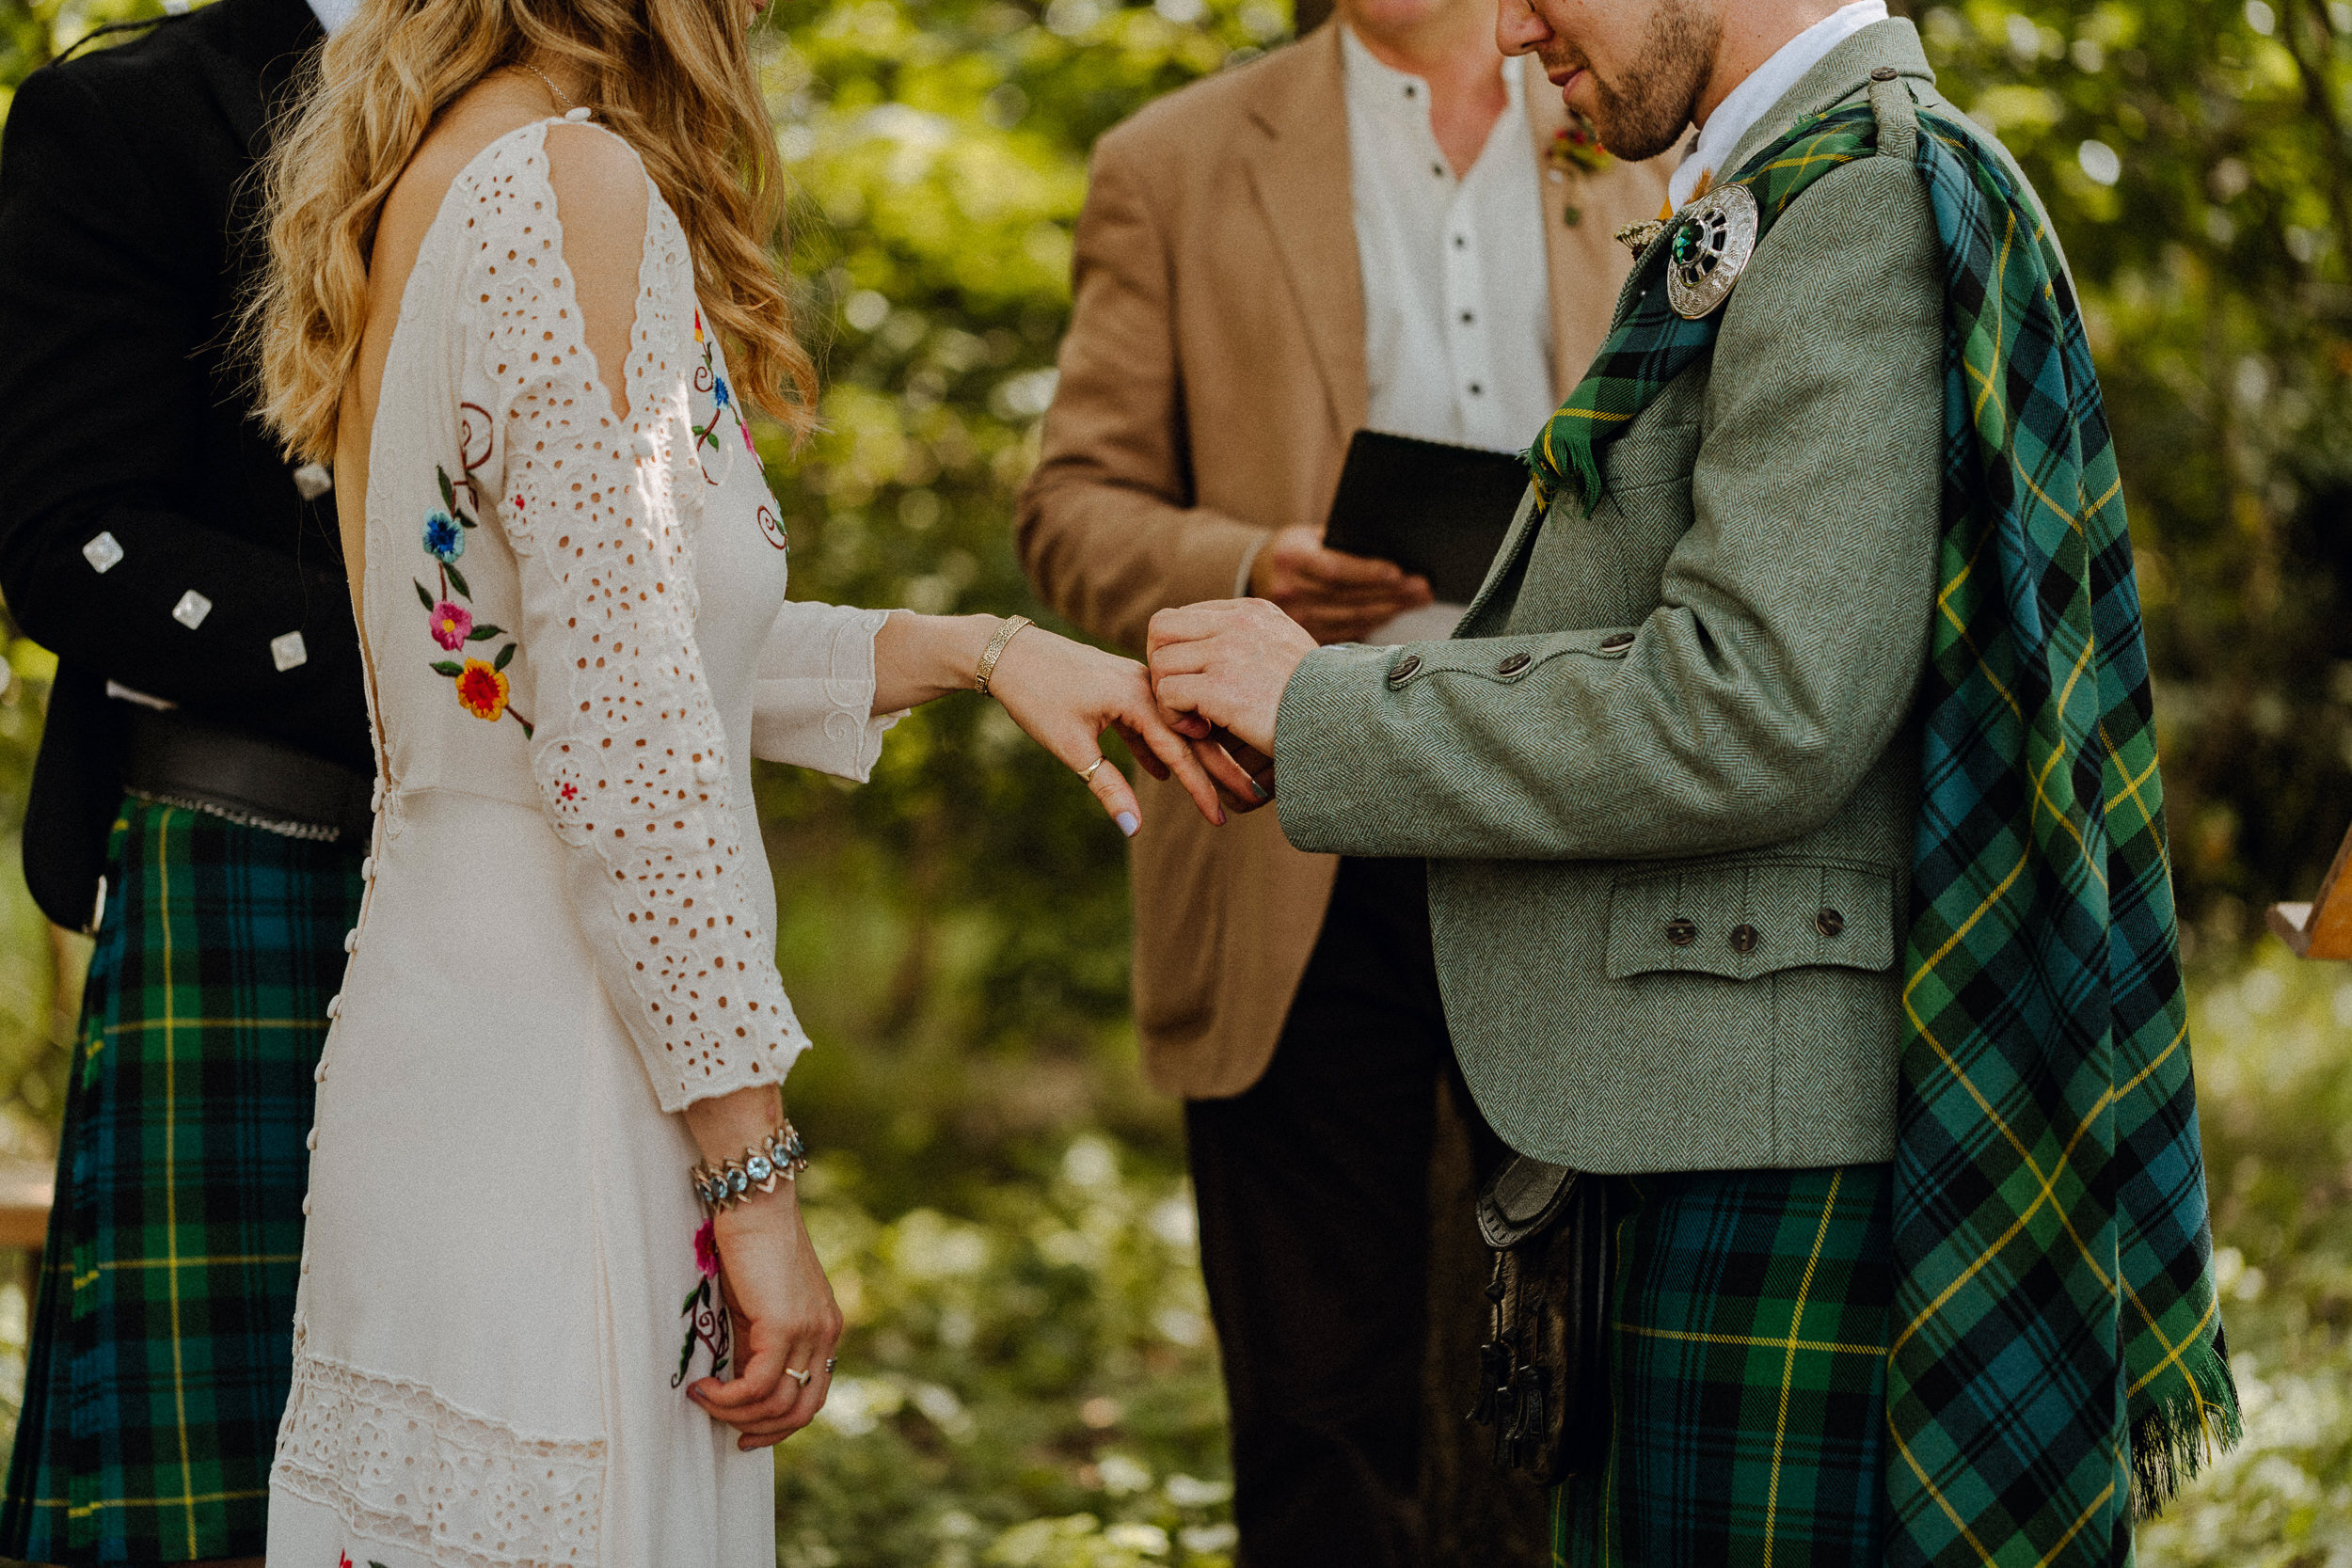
[271,1347,603,1566]
[455,125,805,1111]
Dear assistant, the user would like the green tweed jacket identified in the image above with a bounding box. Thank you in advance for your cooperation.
[1274,22,2026,1173]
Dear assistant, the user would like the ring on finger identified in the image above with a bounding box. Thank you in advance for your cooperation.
[785,1366,813,1386]
[1078,756,1105,782]
[825,1357,837,1373]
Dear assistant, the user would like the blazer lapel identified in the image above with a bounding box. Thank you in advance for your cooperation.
[1241,25,1368,441]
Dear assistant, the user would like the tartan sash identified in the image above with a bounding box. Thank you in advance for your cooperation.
[1525,103,2241,1563]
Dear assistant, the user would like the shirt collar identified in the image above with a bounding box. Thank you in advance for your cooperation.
[306,0,359,37]
[1667,0,1885,211]
[1340,24,1520,120]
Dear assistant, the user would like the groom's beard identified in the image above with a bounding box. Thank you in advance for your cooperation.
[1544,0,1718,164]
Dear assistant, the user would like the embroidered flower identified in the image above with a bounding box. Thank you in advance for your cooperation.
[429,599,473,651]
[558,781,580,802]
[693,309,706,344]
[422,510,465,562]
[454,658,510,721]
[694,1218,720,1278]
[711,377,732,412]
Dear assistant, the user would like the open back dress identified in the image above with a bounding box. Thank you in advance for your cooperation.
[263,117,896,1567]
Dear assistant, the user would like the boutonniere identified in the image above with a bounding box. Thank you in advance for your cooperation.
[1547,114,1614,177]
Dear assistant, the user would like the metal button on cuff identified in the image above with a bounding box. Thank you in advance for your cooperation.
[1497,652,1533,676]
[1387,655,1422,687]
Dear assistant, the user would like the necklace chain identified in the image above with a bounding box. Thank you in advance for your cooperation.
[523,64,578,114]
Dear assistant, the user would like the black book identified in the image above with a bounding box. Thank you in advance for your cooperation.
[1321,429,1532,604]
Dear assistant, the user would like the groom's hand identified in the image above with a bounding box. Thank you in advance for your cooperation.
[1147,598,1316,759]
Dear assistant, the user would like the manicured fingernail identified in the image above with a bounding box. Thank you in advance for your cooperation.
[1249,779,1270,801]
[1116,811,1139,836]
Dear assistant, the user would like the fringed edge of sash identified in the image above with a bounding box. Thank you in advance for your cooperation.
[2129,1339,2244,1520]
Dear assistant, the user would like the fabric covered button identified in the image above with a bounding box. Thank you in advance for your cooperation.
[694,755,721,784]
[1817,908,1846,939]
[1665,917,1698,948]
[1728,924,1759,955]
[326,993,342,1020]
[301,1196,312,1215]
[1388,655,1422,687]
[1598,631,1635,652]
[171,590,213,630]
[270,630,309,672]
[361,857,376,880]
[343,928,359,955]
[1497,652,1533,676]
[631,432,657,461]
[313,1063,327,1084]
[306,1129,319,1151]
[82,531,124,574]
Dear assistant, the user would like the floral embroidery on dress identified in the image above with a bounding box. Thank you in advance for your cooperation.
[414,458,532,736]
[673,1217,732,1387]
[337,1552,389,1568]
[690,309,755,478]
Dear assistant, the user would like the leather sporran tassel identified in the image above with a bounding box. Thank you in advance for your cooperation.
[1469,1254,1513,1428]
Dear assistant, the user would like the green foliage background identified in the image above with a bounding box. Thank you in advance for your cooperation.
[1,0,2350,1559]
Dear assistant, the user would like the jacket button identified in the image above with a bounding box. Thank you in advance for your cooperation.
[1598,631,1635,652]
[1664,917,1697,947]
[1817,908,1846,939]
[1729,924,1759,954]
[1497,652,1533,676]
[1388,655,1422,687]
[1871,65,1899,81]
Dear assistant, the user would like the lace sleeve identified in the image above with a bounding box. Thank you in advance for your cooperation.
[749,601,901,780]
[465,124,805,1112]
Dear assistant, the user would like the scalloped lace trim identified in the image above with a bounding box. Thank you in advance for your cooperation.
[272,1347,605,1567]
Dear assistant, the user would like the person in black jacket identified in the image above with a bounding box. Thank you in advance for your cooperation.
[0,0,368,1559]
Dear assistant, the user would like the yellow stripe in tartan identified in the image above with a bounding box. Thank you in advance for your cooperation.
[2103,740,2161,836]
[1969,210,2018,429]
[2124,1286,2217,1400]
[1935,538,2026,727]
[1764,1169,1848,1568]
[1888,1422,2001,1565]
[87,1253,303,1271]
[1553,407,1635,424]
[65,1488,271,1518]
[2032,1479,2118,1568]
[152,806,202,1560]
[1612,1323,1886,1357]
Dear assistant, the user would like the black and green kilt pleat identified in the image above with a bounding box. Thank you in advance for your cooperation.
[1552,1164,1894,1568]
[0,797,361,1565]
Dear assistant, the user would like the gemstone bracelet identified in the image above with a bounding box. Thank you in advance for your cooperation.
[691,1122,809,1211]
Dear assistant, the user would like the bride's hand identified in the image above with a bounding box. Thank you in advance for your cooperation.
[688,1188,842,1449]
[985,626,1255,831]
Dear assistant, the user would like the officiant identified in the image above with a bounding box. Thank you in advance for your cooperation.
[1014,0,1663,1559]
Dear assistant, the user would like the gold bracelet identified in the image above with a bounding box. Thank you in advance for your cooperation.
[974,614,1032,698]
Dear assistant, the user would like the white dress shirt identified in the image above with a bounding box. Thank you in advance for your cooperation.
[1667,0,1887,211]
[1343,26,1555,456]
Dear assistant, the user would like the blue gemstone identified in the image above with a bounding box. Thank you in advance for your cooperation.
[746,1155,772,1181]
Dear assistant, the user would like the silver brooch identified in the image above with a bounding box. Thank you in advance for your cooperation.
[1664,182,1759,321]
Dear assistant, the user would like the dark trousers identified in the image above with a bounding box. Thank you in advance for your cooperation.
[1187,857,1526,1568]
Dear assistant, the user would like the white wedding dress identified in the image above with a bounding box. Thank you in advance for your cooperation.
[264,118,897,1567]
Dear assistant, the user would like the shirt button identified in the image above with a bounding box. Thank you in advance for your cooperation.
[1665,918,1698,947]
[313,1063,327,1085]
[1817,908,1846,939]
[1497,652,1532,676]
[694,755,722,784]
[1388,655,1422,687]
[306,1129,319,1151]
[343,928,359,955]
[1729,924,1759,955]
[301,1196,312,1215]
[325,994,342,1020]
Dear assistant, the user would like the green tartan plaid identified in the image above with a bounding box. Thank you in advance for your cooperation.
[0,798,361,1565]
[1528,99,2238,1565]
[1551,1165,1894,1568]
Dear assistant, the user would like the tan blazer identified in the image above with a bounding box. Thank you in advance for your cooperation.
[1016,24,1670,1099]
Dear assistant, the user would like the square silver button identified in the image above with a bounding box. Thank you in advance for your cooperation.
[171,590,213,629]
[82,531,123,573]
[270,630,309,671]
[292,463,333,500]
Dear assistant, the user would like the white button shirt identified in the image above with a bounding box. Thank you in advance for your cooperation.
[1343,26,1555,456]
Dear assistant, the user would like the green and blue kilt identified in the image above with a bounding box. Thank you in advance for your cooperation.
[1552,1164,1894,1568]
[0,798,361,1564]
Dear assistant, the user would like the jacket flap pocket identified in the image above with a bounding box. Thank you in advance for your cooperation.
[1605,862,1896,981]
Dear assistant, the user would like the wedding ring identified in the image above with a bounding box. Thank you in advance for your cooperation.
[785,1366,813,1386]
[825,1357,837,1373]
[1078,757,1106,782]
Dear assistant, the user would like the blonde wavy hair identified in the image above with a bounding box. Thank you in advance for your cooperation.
[249,0,817,464]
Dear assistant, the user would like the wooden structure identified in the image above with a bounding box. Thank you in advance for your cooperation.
[2268,819,2352,958]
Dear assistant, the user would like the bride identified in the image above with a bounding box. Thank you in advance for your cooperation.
[244,0,1239,1560]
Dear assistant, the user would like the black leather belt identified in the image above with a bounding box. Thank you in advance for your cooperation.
[121,706,373,846]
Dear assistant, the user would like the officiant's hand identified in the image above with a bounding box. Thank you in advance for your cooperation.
[1250,526,1433,644]
[1148,598,1316,759]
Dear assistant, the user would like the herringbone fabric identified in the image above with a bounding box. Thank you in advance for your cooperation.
[1551,1165,1894,1568]
[1,798,358,1564]
[1525,100,2237,1564]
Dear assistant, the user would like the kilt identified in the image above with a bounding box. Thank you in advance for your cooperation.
[1551,1164,1893,1568]
[1,798,362,1564]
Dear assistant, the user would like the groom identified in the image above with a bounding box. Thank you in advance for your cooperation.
[1151,0,2241,1560]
